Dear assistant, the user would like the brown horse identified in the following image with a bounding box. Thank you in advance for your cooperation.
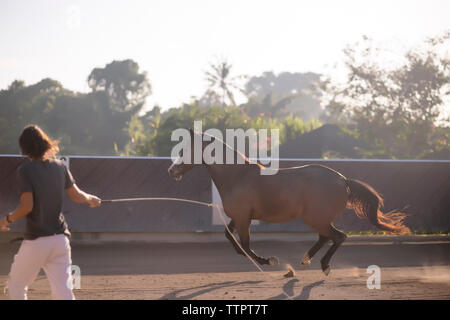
[168,129,410,275]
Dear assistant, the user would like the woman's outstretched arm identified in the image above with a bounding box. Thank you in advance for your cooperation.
[66,184,101,208]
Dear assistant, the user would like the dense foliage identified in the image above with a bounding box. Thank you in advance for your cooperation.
[1,32,448,159]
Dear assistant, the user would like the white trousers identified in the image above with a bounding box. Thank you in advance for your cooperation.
[7,234,75,300]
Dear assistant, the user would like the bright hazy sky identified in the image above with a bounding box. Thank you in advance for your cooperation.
[1,0,449,110]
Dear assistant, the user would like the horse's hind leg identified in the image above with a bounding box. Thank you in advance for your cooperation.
[301,235,330,268]
[320,225,347,276]
[235,220,278,266]
[225,220,245,256]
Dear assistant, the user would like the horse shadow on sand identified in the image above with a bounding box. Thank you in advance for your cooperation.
[268,279,325,300]
[159,278,324,300]
[159,280,263,300]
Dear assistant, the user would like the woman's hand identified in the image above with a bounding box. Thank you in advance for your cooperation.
[87,195,102,208]
[0,217,10,232]
[66,185,101,208]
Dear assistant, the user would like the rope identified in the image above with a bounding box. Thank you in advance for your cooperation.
[102,197,214,207]
[102,197,264,273]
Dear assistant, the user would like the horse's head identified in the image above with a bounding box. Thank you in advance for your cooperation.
[168,128,205,181]
[168,152,195,181]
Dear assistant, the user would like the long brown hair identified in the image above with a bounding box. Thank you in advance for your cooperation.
[19,125,60,160]
[346,178,410,234]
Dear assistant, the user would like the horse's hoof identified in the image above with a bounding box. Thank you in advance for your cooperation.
[268,256,279,266]
[300,263,309,270]
[284,269,296,278]
[300,254,311,269]
[322,266,331,276]
[284,264,296,278]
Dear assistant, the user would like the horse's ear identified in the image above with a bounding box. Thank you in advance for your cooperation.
[189,128,203,137]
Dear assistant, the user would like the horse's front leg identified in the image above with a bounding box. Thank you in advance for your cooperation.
[225,220,245,256]
[235,220,279,266]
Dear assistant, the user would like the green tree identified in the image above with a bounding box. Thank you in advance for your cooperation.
[203,58,246,107]
[0,78,67,153]
[322,32,450,159]
[124,106,161,156]
[125,102,321,157]
[245,71,323,120]
[88,59,151,113]
[0,59,152,156]
[243,93,295,118]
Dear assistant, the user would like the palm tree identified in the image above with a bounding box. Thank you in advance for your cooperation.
[204,58,246,106]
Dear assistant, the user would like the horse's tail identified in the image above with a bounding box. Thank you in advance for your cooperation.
[346,178,410,234]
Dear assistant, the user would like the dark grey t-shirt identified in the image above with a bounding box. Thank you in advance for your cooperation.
[17,159,75,240]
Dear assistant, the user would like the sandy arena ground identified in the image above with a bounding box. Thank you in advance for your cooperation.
[0,237,449,300]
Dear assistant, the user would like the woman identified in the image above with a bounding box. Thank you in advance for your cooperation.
[0,125,101,300]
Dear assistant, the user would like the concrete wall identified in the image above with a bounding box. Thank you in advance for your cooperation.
[1,156,449,233]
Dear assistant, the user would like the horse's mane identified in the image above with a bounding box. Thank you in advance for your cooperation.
[198,131,266,170]
[198,131,328,173]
